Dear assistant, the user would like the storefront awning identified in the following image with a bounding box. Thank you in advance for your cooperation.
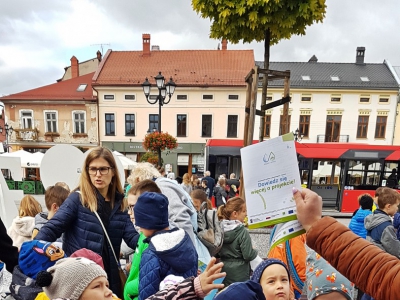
[296,147,348,159]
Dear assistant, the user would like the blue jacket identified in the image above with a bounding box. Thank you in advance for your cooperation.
[349,208,372,239]
[35,191,139,297]
[138,228,198,300]
[393,212,400,240]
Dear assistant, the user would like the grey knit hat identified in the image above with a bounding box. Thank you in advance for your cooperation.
[36,257,107,300]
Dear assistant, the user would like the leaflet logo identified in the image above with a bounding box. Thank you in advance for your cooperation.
[263,152,276,165]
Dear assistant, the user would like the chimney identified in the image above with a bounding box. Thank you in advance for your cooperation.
[356,46,365,65]
[142,33,151,57]
[70,56,79,78]
[96,50,102,62]
[221,39,228,50]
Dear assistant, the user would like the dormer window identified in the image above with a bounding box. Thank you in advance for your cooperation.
[301,76,311,81]
[360,77,370,82]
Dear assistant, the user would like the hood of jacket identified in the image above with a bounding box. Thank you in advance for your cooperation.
[147,228,197,273]
[222,220,244,244]
[10,216,35,237]
[364,210,391,231]
[34,213,48,228]
[354,209,372,222]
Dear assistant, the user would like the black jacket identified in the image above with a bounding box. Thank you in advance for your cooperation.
[0,218,19,273]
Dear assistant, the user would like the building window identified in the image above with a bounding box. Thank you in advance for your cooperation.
[360,95,370,103]
[357,116,369,138]
[266,94,273,101]
[227,115,238,138]
[149,114,159,132]
[177,114,187,137]
[264,115,271,138]
[202,94,214,101]
[279,115,291,135]
[125,114,135,136]
[228,95,239,100]
[73,111,85,133]
[375,116,387,139]
[105,113,115,136]
[360,77,370,82]
[301,94,312,102]
[20,110,33,129]
[325,115,342,142]
[379,95,389,103]
[330,94,341,103]
[202,115,212,137]
[77,84,87,92]
[301,75,311,81]
[176,95,188,101]
[330,76,340,81]
[45,111,57,132]
[299,115,310,138]
[124,95,136,101]
[104,95,115,100]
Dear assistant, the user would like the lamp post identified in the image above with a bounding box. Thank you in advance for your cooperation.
[0,123,14,152]
[293,128,303,142]
[142,71,176,166]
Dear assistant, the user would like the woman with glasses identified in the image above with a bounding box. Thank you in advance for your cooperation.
[35,146,139,298]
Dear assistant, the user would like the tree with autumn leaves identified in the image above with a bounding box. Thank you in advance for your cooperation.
[192,0,326,140]
[142,131,178,167]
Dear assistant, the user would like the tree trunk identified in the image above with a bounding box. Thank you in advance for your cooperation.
[259,29,271,142]
[157,148,162,167]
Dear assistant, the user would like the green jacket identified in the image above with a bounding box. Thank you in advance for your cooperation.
[219,221,258,286]
[124,232,148,300]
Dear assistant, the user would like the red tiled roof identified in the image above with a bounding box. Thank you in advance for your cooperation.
[93,50,254,87]
[0,72,95,101]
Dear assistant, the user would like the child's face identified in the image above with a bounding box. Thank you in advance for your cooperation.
[260,264,290,300]
[80,276,113,300]
[202,182,207,188]
[385,200,400,217]
[193,198,202,212]
[127,193,139,224]
[231,205,247,223]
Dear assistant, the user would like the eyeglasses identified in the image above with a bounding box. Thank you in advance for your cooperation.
[87,167,113,175]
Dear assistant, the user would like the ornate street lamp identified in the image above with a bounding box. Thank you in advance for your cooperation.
[0,123,14,152]
[293,128,304,142]
[142,72,176,166]
[142,72,176,133]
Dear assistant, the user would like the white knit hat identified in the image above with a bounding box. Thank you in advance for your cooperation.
[36,257,107,300]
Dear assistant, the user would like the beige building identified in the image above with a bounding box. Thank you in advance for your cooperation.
[93,34,254,176]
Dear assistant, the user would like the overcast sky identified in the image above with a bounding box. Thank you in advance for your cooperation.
[1,0,399,96]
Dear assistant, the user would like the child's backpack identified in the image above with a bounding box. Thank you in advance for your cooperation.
[196,202,224,256]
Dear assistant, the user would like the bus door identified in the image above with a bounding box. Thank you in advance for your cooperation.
[309,159,342,210]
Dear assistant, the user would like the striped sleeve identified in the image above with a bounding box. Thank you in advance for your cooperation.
[145,277,199,300]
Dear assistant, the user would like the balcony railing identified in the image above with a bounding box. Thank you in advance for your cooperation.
[317,135,349,143]
[14,128,39,142]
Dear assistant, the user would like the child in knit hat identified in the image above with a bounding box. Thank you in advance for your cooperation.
[36,257,113,300]
[214,258,292,300]
[134,192,198,300]
[10,240,66,300]
[306,250,354,300]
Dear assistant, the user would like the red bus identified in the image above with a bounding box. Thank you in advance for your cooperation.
[206,139,400,214]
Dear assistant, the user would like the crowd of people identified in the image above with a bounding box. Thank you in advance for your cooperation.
[1,146,400,300]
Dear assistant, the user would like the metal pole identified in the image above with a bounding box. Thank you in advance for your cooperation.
[158,94,162,133]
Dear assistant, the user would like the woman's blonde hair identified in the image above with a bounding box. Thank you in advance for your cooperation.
[127,162,161,185]
[19,195,42,217]
[78,147,124,212]
[217,197,245,220]
[182,173,191,185]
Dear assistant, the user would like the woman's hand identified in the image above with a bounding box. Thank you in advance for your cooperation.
[293,187,322,232]
[199,257,225,295]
